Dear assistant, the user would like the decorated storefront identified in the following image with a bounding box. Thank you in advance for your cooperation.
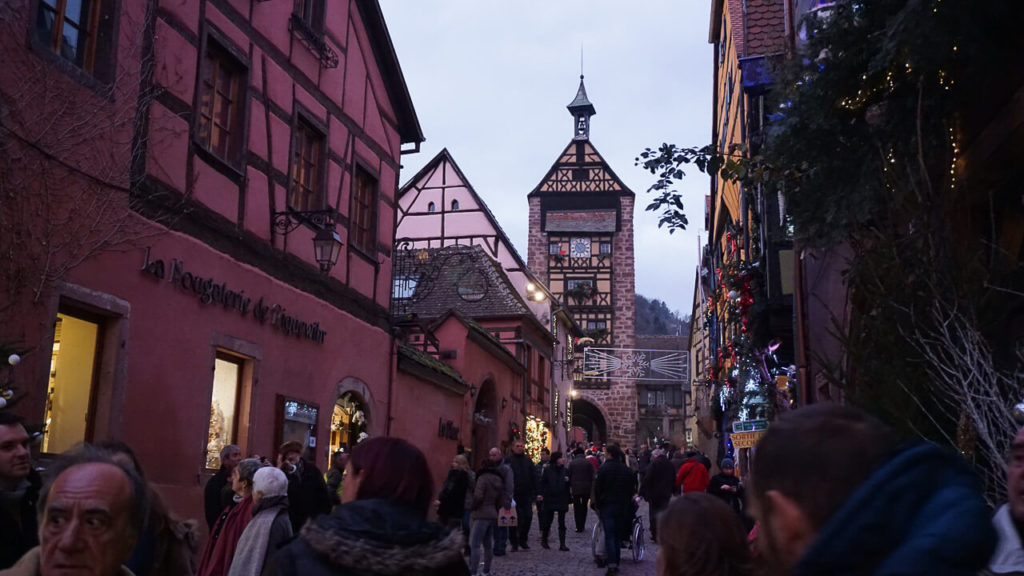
[524,415,550,462]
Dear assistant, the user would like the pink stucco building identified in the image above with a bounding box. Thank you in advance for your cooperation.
[396,151,579,456]
[0,0,421,525]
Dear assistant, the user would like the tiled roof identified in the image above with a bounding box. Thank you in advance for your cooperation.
[744,0,787,56]
[545,210,617,233]
[394,244,530,320]
[397,343,466,386]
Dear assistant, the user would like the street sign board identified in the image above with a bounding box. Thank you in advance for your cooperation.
[731,430,767,449]
[732,419,769,433]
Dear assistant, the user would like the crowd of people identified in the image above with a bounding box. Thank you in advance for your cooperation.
[2,404,1024,575]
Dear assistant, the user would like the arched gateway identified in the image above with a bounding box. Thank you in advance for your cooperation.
[570,396,609,444]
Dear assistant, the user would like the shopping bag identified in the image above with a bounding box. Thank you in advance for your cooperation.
[498,503,518,527]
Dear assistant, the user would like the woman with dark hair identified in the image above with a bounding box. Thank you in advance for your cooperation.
[263,437,470,576]
[656,493,752,576]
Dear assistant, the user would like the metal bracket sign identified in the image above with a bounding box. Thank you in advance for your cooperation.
[580,348,689,382]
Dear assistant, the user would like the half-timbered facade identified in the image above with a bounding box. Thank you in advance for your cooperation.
[527,76,638,447]
[0,0,421,525]
[395,151,578,453]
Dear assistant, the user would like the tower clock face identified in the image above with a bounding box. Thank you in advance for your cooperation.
[570,237,591,258]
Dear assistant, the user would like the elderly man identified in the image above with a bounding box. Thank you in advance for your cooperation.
[1,445,147,576]
[988,425,1024,573]
[749,404,994,575]
[205,445,242,529]
[0,413,39,569]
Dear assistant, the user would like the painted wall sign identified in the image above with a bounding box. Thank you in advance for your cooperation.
[141,247,327,343]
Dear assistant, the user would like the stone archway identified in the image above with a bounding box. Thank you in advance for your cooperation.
[329,378,373,467]
[470,377,498,468]
[336,377,373,426]
[570,396,610,445]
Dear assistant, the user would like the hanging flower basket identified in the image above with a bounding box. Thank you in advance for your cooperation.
[567,283,598,303]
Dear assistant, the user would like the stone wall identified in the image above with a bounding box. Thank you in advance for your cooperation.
[607,195,637,447]
[526,197,547,285]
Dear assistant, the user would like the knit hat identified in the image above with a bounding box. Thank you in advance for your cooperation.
[720,458,735,470]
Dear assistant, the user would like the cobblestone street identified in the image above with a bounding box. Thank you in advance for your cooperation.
[471,502,660,576]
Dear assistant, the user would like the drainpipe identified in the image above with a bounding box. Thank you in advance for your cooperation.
[793,241,810,406]
[386,331,396,436]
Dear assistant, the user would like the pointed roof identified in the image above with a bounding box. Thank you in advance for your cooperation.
[527,139,635,197]
[567,75,597,117]
[397,149,540,287]
[354,1,424,145]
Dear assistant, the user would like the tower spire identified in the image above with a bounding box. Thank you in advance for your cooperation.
[567,74,596,141]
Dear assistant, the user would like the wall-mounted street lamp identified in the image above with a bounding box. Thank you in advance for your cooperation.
[526,282,547,302]
[272,208,343,274]
[468,384,478,398]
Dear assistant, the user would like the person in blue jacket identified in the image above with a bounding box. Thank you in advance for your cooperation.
[749,403,995,576]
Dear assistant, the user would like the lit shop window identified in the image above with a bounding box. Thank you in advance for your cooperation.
[43,312,101,454]
[206,353,243,469]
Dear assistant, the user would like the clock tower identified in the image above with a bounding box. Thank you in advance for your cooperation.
[527,75,637,447]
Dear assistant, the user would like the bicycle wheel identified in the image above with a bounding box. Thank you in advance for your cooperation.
[592,521,606,567]
[632,521,645,562]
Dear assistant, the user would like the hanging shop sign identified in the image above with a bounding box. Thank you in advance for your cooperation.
[140,247,326,343]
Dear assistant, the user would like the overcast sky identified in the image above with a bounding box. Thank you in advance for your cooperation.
[378,1,711,317]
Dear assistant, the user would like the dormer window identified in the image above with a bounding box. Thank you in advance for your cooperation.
[427,202,436,213]
[451,199,460,211]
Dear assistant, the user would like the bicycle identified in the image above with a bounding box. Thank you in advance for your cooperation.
[591,512,646,566]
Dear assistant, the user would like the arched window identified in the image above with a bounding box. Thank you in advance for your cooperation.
[427,202,436,213]
[451,199,460,211]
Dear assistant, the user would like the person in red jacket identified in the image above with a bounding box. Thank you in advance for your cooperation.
[674,452,710,494]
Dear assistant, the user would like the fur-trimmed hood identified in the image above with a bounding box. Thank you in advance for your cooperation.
[297,499,465,576]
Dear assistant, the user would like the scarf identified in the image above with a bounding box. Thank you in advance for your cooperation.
[226,496,287,576]
[197,496,253,576]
